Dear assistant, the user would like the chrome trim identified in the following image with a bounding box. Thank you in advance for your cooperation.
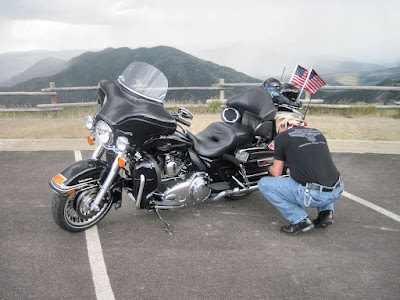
[237,146,266,152]
[232,176,246,189]
[246,158,273,163]
[127,191,136,204]
[153,205,185,209]
[239,164,250,187]
[246,171,270,178]
[50,179,98,194]
[92,144,105,160]
[90,152,124,211]
[221,107,240,123]
[135,174,146,208]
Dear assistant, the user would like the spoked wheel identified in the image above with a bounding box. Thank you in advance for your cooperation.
[51,186,113,232]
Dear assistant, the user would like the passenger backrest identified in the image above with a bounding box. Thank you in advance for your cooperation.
[226,88,278,122]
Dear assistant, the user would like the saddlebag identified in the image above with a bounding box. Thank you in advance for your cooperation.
[235,147,274,186]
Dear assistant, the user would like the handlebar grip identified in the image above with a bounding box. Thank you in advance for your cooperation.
[176,116,191,127]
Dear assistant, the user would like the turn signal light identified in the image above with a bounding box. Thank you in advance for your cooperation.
[53,174,66,185]
[118,157,126,167]
[88,135,95,145]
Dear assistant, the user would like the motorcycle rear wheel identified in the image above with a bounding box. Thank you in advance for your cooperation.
[51,188,113,232]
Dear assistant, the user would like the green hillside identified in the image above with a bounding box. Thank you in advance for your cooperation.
[0,46,259,107]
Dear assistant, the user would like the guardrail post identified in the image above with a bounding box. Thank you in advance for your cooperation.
[49,82,57,104]
[219,78,225,102]
[305,91,312,101]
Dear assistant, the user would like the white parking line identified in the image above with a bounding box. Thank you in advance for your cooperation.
[74,150,83,161]
[74,150,115,300]
[85,226,115,300]
[343,191,400,223]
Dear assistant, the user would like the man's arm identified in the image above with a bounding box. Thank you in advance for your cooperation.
[268,159,285,177]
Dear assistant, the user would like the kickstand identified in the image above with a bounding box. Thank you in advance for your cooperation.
[152,208,172,235]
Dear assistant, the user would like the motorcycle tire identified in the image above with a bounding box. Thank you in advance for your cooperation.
[51,187,113,232]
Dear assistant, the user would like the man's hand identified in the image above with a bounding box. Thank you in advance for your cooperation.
[268,159,285,177]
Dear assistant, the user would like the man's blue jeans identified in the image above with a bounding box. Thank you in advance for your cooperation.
[258,177,344,224]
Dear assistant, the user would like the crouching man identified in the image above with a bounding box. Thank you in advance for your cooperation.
[258,114,344,236]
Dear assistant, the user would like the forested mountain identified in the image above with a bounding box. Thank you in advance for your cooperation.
[0,46,260,107]
[1,46,399,107]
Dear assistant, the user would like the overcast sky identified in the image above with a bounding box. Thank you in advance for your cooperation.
[0,0,399,77]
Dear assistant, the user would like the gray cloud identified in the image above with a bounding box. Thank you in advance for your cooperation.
[0,0,399,76]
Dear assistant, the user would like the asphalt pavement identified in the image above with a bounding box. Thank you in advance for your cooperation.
[0,144,399,299]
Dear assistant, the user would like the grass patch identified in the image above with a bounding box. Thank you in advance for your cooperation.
[300,106,400,119]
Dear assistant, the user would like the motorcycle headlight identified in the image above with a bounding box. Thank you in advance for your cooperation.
[116,136,129,151]
[84,115,96,130]
[95,120,113,145]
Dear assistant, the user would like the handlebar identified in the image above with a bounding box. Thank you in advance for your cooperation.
[172,114,191,127]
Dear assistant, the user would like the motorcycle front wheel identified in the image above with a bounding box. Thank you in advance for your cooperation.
[51,186,113,232]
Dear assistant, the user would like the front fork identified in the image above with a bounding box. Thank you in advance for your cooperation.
[90,145,125,212]
[89,145,171,234]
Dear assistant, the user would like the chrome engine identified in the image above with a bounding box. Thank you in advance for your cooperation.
[161,172,210,205]
[153,152,211,209]
[163,152,186,177]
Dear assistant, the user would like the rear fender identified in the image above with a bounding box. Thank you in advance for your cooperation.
[50,159,109,195]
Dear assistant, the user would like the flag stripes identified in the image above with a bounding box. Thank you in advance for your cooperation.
[304,69,326,94]
[290,65,308,88]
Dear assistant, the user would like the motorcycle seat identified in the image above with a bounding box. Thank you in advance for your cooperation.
[187,122,253,158]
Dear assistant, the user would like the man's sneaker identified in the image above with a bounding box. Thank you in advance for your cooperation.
[280,218,314,236]
[313,210,334,227]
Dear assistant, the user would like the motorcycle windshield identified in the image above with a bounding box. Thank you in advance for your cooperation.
[117,62,168,103]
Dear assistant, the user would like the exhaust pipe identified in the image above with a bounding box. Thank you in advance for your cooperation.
[211,185,259,201]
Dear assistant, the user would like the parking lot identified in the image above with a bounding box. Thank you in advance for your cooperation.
[1,148,399,300]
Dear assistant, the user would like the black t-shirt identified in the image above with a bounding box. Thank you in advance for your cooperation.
[274,127,340,186]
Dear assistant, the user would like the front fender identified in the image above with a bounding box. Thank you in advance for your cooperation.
[50,159,109,195]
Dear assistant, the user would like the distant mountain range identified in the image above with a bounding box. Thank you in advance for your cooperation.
[0,50,85,85]
[324,67,400,86]
[0,46,399,107]
[1,57,69,87]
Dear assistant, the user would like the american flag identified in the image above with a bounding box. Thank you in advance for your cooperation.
[304,69,326,94]
[290,65,308,87]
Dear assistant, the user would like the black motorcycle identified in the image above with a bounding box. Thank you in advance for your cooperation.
[50,62,303,234]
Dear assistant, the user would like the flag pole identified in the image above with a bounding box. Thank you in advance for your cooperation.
[280,66,286,81]
[288,64,298,83]
[302,67,314,119]
[295,67,310,102]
